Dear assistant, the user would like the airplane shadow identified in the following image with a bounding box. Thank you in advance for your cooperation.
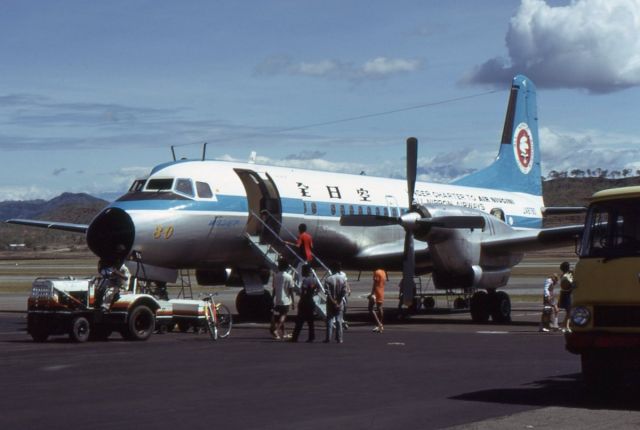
[450,373,640,411]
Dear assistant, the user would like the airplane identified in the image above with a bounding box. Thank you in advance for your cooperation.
[6,74,583,322]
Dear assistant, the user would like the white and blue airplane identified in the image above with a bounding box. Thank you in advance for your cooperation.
[7,75,582,321]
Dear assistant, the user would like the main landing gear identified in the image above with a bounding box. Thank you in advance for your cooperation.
[235,289,273,321]
[470,289,511,323]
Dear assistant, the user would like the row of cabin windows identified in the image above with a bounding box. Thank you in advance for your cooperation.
[302,201,401,217]
[129,178,214,199]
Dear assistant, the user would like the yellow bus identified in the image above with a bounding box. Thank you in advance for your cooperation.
[566,186,640,386]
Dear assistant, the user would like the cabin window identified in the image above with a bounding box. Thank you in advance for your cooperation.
[129,179,145,193]
[391,208,398,217]
[303,202,308,214]
[311,202,317,214]
[146,178,174,191]
[383,207,389,216]
[358,206,363,215]
[375,207,380,216]
[196,181,213,198]
[330,204,336,215]
[366,206,372,215]
[340,205,345,216]
[175,178,195,197]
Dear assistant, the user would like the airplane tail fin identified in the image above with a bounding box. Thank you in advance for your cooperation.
[453,75,541,196]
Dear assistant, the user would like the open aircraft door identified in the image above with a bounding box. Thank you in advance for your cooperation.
[234,169,282,237]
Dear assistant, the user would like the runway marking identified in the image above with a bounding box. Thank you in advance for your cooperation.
[476,331,509,334]
[387,342,405,346]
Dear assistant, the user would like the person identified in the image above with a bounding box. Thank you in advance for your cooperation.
[287,223,314,280]
[369,268,386,333]
[324,262,348,343]
[270,259,295,340]
[558,261,575,333]
[337,264,351,330]
[291,264,319,343]
[539,273,559,332]
[95,259,129,311]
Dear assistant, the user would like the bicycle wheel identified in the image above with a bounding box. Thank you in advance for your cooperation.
[215,303,232,338]
[204,303,218,340]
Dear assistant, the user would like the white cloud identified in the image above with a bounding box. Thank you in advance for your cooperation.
[540,126,640,173]
[465,0,640,93]
[255,55,421,81]
[362,57,421,76]
[0,185,57,201]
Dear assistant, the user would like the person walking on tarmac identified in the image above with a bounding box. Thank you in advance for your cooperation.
[558,261,576,333]
[369,268,386,333]
[324,262,348,343]
[539,273,559,332]
[291,264,319,343]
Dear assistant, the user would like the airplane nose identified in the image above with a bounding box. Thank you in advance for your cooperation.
[87,207,135,262]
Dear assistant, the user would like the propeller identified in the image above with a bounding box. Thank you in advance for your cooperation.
[400,137,418,307]
[339,137,486,308]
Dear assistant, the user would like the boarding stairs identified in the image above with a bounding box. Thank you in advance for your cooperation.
[245,211,329,317]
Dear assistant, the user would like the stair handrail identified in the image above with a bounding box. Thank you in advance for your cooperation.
[253,210,331,274]
[248,210,328,294]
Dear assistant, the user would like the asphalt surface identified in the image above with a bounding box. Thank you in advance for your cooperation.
[2,306,640,430]
[2,264,640,429]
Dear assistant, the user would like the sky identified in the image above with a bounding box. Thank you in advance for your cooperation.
[2,0,640,201]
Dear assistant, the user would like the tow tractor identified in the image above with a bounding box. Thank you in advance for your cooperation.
[27,276,214,342]
[28,276,161,342]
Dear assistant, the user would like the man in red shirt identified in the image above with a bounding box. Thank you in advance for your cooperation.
[295,223,313,263]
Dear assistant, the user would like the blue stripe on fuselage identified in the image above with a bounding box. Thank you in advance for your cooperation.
[110,195,542,229]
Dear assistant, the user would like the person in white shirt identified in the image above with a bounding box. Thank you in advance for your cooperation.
[270,259,295,340]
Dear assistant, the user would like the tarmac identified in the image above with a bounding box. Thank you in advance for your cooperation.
[2,261,640,429]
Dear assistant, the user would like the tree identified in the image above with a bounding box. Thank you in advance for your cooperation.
[622,168,631,178]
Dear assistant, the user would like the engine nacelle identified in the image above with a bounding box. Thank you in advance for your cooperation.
[432,265,511,290]
[195,269,231,286]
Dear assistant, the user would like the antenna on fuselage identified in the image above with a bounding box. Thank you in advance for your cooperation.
[202,142,208,161]
[171,146,177,161]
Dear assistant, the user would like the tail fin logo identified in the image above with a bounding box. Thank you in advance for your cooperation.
[513,122,534,175]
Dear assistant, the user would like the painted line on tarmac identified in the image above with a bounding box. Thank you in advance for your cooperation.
[476,331,509,334]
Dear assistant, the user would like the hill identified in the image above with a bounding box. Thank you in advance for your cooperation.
[0,193,108,252]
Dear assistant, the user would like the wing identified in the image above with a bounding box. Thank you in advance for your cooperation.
[5,218,89,234]
[481,224,583,253]
[352,239,430,271]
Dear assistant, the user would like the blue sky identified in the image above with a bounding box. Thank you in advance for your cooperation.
[2,0,640,201]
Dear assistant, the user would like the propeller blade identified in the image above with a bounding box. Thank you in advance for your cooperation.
[417,215,486,230]
[406,137,418,209]
[399,230,416,307]
[339,215,399,227]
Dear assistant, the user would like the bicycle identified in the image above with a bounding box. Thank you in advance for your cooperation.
[202,293,232,340]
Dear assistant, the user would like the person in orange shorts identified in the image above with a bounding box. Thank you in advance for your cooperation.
[369,269,386,332]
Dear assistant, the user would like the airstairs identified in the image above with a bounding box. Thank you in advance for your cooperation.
[245,211,329,317]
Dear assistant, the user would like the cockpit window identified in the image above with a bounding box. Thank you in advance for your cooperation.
[128,179,145,193]
[146,178,174,191]
[175,178,195,197]
[196,181,213,198]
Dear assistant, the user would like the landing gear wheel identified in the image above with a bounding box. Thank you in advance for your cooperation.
[470,291,490,323]
[123,305,155,341]
[489,291,512,323]
[236,289,272,321]
[423,296,435,309]
[69,316,91,343]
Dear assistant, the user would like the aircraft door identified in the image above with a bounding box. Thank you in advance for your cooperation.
[234,169,282,237]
